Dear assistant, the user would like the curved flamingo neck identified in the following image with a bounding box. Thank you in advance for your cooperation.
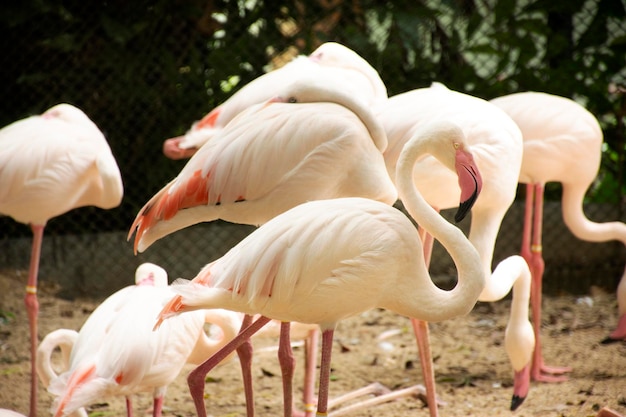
[395,122,485,321]
[561,185,626,246]
[186,311,241,365]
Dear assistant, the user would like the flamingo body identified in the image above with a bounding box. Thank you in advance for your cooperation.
[0,103,123,417]
[131,78,397,253]
[491,92,626,357]
[377,83,534,409]
[48,263,239,417]
[165,42,387,158]
[0,104,123,223]
[154,120,485,417]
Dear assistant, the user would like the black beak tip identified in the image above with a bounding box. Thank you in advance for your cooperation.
[600,336,620,345]
[510,394,526,411]
[454,189,479,223]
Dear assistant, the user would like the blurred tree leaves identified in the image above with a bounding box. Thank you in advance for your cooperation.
[0,0,625,237]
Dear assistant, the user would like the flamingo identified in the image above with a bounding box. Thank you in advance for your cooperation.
[0,103,124,417]
[376,82,534,411]
[490,91,626,376]
[47,263,241,417]
[162,41,387,159]
[151,119,485,417]
[37,307,323,417]
[130,75,402,417]
[37,329,87,417]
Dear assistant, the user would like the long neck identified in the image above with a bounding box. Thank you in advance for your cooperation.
[186,310,241,365]
[323,89,388,153]
[395,126,485,321]
[562,184,626,246]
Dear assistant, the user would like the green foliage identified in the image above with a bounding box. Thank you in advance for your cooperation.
[0,0,625,238]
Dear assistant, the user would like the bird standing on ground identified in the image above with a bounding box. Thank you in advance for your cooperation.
[131,75,398,417]
[377,82,534,412]
[47,263,241,417]
[162,42,388,160]
[0,103,124,417]
[152,120,485,417]
[491,91,626,375]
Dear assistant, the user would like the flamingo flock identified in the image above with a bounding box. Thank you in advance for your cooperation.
[0,41,624,417]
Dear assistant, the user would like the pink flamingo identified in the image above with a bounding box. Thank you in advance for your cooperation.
[162,42,387,160]
[152,120,485,417]
[0,103,124,417]
[491,91,626,377]
[37,329,87,417]
[377,82,534,412]
[130,75,401,417]
[47,263,241,417]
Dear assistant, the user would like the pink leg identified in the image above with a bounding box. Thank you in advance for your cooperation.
[301,328,319,417]
[152,395,163,417]
[411,227,439,417]
[315,329,334,416]
[236,314,256,417]
[125,396,133,417]
[26,224,44,417]
[188,316,272,417]
[524,184,571,381]
[279,322,296,417]
[410,319,438,417]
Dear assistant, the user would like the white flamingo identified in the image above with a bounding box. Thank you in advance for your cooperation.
[376,82,533,412]
[491,91,626,378]
[130,75,402,417]
[162,42,387,159]
[0,103,124,417]
[47,263,240,417]
[152,119,485,417]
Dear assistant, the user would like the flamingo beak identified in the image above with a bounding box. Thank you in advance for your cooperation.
[163,136,198,160]
[454,148,482,223]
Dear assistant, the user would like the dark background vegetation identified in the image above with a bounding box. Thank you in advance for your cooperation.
[1,0,625,295]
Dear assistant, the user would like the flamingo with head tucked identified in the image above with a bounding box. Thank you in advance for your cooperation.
[132,74,398,417]
[162,42,387,160]
[491,91,626,376]
[152,119,485,417]
[0,103,124,417]
[376,82,534,412]
[47,263,240,417]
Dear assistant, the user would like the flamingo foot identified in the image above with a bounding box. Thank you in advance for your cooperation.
[600,313,626,344]
[531,363,571,383]
[328,384,438,417]
[596,407,625,417]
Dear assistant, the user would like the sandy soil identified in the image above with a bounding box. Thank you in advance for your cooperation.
[1,269,625,417]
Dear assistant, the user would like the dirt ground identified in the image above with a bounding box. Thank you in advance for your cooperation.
[1,269,625,417]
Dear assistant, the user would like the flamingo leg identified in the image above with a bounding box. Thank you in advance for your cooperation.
[315,329,334,417]
[188,316,272,417]
[409,226,439,417]
[125,396,133,417]
[152,395,163,417]
[279,322,296,417]
[25,224,44,417]
[236,314,256,417]
[301,328,319,417]
[523,184,571,381]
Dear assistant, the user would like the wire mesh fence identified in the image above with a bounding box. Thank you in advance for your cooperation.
[1,0,625,298]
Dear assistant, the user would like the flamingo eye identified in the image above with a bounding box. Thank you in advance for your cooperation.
[453,142,460,150]
[288,97,297,103]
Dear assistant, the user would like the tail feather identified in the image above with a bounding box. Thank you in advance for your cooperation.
[128,172,211,253]
[52,365,96,417]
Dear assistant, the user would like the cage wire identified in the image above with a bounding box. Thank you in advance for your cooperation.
[0,0,625,298]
